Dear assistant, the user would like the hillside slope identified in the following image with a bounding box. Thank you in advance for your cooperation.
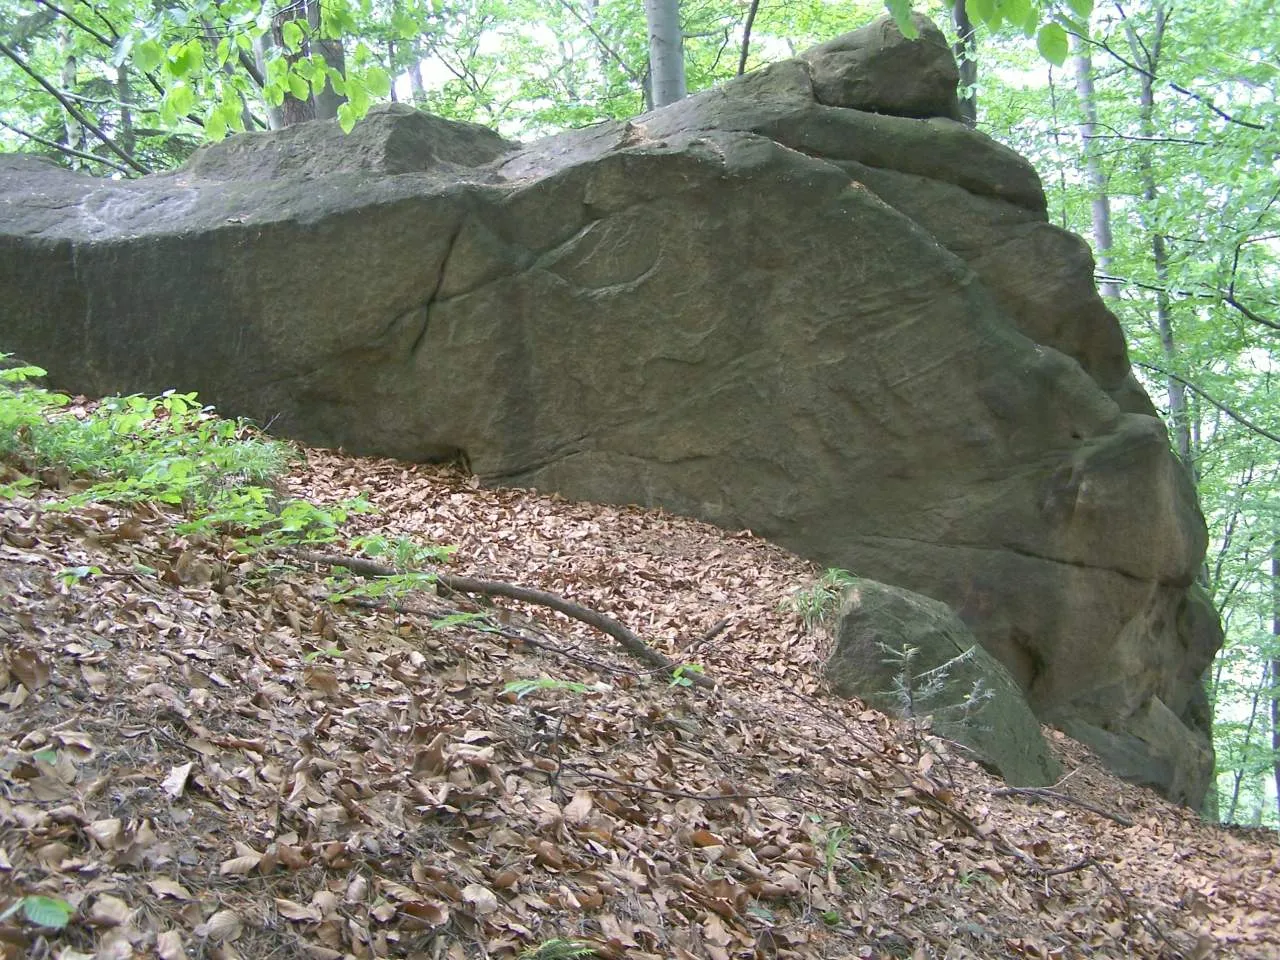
[0,448,1276,959]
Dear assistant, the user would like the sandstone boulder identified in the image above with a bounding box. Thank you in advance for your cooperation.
[0,16,1221,804]
[825,579,1062,787]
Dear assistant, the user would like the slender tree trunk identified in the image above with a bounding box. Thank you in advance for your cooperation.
[1125,6,1190,465]
[409,56,426,103]
[644,0,685,107]
[1071,33,1118,299]
[57,26,84,166]
[1225,661,1269,823]
[738,0,761,76]
[387,40,399,102]
[951,0,977,126]
[116,63,134,157]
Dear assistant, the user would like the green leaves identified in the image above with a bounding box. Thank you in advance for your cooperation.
[281,19,305,52]
[20,896,74,929]
[166,39,205,78]
[883,0,919,38]
[0,895,74,930]
[131,38,165,74]
[1036,22,1069,64]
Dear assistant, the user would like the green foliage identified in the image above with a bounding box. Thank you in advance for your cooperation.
[325,567,435,604]
[503,677,592,699]
[56,564,102,587]
[821,823,857,874]
[324,534,457,605]
[878,642,990,724]
[0,894,74,930]
[429,611,490,630]
[352,533,456,569]
[781,568,858,630]
[518,939,596,960]
[0,352,365,553]
[668,663,705,688]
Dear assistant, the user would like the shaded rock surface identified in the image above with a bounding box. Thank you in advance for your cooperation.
[0,15,1220,803]
[825,579,1062,787]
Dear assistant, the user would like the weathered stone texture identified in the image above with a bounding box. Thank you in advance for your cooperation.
[0,15,1221,804]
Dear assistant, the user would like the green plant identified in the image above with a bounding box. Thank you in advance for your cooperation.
[352,534,457,568]
[879,643,990,724]
[429,612,490,631]
[503,678,592,700]
[325,568,436,605]
[0,354,373,553]
[324,535,461,606]
[303,646,344,663]
[57,564,102,587]
[878,642,993,766]
[518,939,595,960]
[781,568,857,630]
[822,824,856,874]
[668,663,705,688]
[0,894,73,930]
[1,357,289,504]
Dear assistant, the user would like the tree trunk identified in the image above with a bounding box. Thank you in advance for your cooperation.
[1125,6,1191,465]
[307,0,347,122]
[409,50,426,104]
[1225,662,1268,823]
[1070,33,1118,299]
[272,0,315,126]
[57,26,84,166]
[254,32,286,130]
[116,64,134,157]
[644,0,685,108]
[951,0,977,126]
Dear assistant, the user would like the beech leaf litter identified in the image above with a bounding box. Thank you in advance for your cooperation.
[0,448,1276,959]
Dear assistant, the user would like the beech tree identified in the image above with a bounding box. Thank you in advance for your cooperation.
[643,0,685,107]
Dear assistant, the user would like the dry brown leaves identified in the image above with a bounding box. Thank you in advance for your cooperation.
[0,448,1276,960]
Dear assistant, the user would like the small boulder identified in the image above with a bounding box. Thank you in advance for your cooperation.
[801,13,962,120]
[825,579,1061,786]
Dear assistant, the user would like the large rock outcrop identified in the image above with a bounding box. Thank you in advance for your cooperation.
[0,16,1221,804]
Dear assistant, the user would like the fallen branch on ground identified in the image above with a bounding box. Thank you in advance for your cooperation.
[292,549,714,688]
[988,786,1135,827]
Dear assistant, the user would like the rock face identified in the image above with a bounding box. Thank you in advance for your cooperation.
[0,16,1221,804]
[825,579,1062,787]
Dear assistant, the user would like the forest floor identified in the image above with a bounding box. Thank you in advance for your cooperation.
[1,447,1278,960]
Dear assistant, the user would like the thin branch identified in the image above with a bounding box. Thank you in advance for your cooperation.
[1095,272,1280,332]
[34,0,113,47]
[1134,361,1280,444]
[295,550,714,687]
[0,115,133,174]
[1078,30,1267,131]
[988,785,1135,826]
[33,0,166,102]
[552,0,645,87]
[1224,294,1280,332]
[0,39,149,174]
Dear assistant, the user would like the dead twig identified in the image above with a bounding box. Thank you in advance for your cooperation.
[293,549,714,688]
[988,786,1136,827]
